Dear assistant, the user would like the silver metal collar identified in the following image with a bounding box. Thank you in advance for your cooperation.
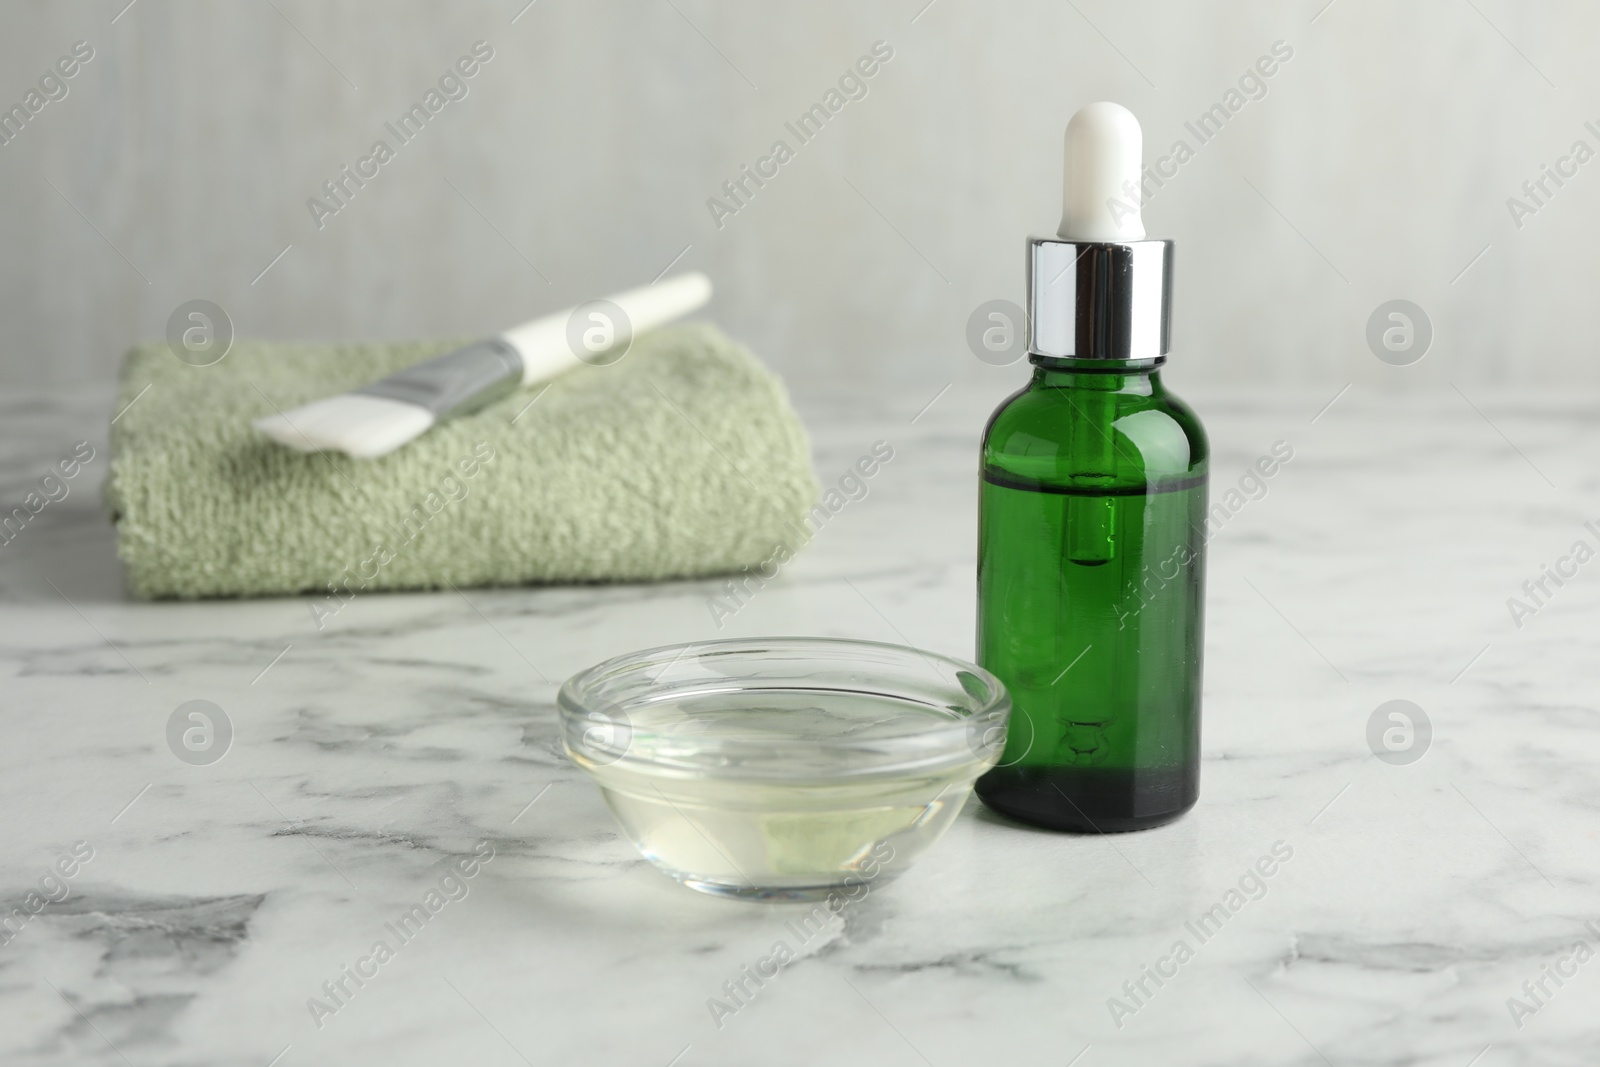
[1027,237,1173,360]
[356,337,524,418]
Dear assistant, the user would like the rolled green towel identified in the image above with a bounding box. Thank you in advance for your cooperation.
[106,322,818,601]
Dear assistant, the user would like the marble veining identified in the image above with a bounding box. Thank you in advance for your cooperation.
[1,384,1598,1065]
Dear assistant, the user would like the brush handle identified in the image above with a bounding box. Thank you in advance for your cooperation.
[500,271,713,387]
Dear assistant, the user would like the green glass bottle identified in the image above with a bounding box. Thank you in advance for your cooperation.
[975,102,1207,832]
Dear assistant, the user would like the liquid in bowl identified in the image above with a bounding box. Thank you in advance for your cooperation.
[560,640,1009,901]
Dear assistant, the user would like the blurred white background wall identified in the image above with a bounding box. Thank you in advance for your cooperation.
[0,0,1591,398]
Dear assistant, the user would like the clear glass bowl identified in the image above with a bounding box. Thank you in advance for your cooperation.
[559,638,1011,901]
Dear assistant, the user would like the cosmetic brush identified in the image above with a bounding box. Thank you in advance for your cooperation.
[252,271,713,458]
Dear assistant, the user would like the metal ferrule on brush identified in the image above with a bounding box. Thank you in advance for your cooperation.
[355,337,524,420]
[1026,238,1173,362]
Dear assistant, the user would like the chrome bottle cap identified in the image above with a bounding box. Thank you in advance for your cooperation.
[1027,236,1173,361]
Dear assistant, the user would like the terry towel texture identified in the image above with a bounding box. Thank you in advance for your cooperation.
[107,323,818,599]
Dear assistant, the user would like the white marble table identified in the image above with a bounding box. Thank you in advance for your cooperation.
[2,380,1597,1067]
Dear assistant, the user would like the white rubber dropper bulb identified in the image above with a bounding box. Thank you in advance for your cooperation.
[1056,101,1146,241]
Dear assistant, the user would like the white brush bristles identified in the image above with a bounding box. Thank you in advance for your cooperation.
[251,394,436,459]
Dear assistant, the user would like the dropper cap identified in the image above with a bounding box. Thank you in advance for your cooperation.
[1029,102,1172,361]
[1058,102,1146,242]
